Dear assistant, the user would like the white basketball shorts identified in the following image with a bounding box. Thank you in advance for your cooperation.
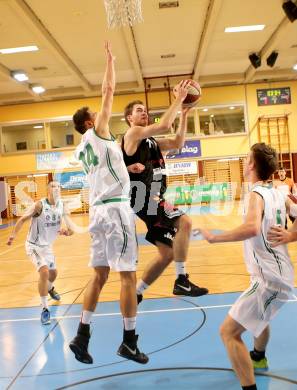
[25,242,56,271]
[229,278,292,337]
[88,202,138,272]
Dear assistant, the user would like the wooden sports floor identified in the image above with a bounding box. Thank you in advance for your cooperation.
[1,201,297,309]
[1,202,297,390]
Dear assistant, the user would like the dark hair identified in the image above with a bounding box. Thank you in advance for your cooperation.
[124,100,144,126]
[73,106,91,134]
[251,143,278,180]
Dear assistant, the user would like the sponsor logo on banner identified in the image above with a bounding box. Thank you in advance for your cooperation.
[165,184,228,204]
[54,171,88,189]
[166,161,197,176]
[165,140,201,159]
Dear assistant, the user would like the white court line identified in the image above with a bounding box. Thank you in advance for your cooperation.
[0,299,296,324]
[0,243,23,257]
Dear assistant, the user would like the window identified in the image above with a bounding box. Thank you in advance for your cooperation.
[1,123,46,153]
[198,104,246,136]
[49,120,79,148]
[109,115,128,141]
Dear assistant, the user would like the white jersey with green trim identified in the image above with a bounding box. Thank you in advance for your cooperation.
[243,184,294,290]
[27,198,63,246]
[75,128,130,206]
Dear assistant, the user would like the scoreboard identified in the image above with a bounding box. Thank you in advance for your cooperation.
[257,87,291,106]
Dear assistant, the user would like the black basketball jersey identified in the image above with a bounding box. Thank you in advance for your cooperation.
[121,136,167,205]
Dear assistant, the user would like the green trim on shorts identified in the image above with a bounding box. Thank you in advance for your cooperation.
[118,212,128,259]
[261,291,279,319]
[93,197,129,206]
[243,281,259,298]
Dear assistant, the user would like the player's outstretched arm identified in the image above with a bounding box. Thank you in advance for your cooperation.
[198,192,263,243]
[7,201,42,245]
[157,107,191,151]
[128,80,191,142]
[94,41,115,139]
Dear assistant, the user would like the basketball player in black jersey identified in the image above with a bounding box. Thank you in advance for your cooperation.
[122,81,208,303]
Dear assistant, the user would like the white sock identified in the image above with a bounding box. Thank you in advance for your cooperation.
[40,296,48,309]
[48,281,53,291]
[123,317,136,331]
[136,280,149,295]
[81,310,93,325]
[175,261,186,277]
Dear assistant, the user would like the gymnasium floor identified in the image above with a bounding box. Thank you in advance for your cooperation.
[1,204,297,389]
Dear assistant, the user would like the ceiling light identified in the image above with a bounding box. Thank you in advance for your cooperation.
[203,108,208,112]
[30,84,45,94]
[249,53,261,69]
[225,25,265,33]
[266,51,279,67]
[0,45,38,54]
[210,114,214,118]
[121,118,125,121]
[33,125,43,129]
[229,106,235,110]
[282,1,297,22]
[11,70,28,82]
[293,63,297,70]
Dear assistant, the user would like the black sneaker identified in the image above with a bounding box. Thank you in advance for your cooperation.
[137,294,143,305]
[173,274,209,297]
[69,322,93,364]
[117,335,149,364]
[48,287,60,301]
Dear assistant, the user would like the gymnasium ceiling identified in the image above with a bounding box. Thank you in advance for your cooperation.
[0,0,297,106]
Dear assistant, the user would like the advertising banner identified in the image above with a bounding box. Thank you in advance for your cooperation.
[165,183,228,204]
[166,161,197,176]
[54,171,88,189]
[165,140,201,159]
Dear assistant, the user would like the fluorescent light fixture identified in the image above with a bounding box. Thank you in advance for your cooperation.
[229,106,235,110]
[31,84,45,94]
[0,45,39,54]
[11,70,28,82]
[293,64,297,71]
[27,173,48,177]
[33,125,43,129]
[225,25,265,33]
[120,118,125,121]
[203,108,208,112]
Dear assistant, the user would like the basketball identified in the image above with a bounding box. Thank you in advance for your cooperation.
[173,80,202,107]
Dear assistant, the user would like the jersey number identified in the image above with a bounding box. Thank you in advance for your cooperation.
[79,143,98,173]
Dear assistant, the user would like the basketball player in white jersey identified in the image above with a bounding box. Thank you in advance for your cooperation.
[7,181,73,325]
[199,143,295,390]
[69,42,148,365]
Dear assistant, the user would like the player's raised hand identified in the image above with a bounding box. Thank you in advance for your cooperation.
[173,80,191,103]
[105,41,115,62]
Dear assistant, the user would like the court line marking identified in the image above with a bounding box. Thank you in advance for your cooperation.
[0,243,23,257]
[1,298,296,324]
